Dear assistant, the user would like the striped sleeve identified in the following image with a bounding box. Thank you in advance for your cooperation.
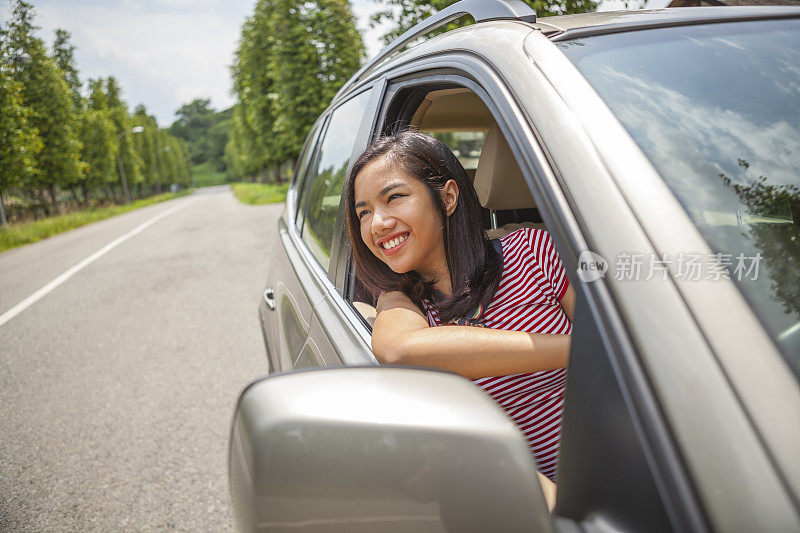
[527,228,569,302]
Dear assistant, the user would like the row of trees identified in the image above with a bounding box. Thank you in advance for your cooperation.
[226,0,600,184]
[226,0,365,182]
[0,1,191,225]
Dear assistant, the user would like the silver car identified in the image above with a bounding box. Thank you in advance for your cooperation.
[230,1,800,531]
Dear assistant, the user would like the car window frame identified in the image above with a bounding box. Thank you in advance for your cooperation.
[333,57,705,530]
[295,86,374,277]
[292,116,327,232]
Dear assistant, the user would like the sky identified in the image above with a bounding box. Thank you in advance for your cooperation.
[0,0,668,127]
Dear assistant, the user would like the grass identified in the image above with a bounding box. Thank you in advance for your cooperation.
[192,162,229,188]
[0,191,190,252]
[231,182,289,205]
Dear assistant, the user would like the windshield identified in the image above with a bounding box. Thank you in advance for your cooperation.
[557,19,800,375]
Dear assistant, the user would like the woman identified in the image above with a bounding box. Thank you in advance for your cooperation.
[345,130,575,484]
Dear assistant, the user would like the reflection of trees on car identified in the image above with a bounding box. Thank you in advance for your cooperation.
[719,160,800,324]
[305,163,347,262]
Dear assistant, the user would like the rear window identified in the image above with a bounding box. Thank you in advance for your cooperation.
[558,19,800,375]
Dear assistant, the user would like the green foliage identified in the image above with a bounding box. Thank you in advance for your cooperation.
[231,182,289,205]
[168,98,231,172]
[0,1,196,226]
[192,162,228,188]
[0,66,42,195]
[78,108,116,191]
[230,0,281,179]
[228,0,364,182]
[104,76,144,188]
[0,191,189,251]
[52,29,82,110]
[5,1,85,212]
[370,0,599,44]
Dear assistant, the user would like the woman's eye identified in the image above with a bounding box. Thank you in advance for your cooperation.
[357,210,370,220]
[387,193,405,202]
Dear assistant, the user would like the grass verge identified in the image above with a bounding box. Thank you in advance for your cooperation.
[231,183,289,205]
[0,191,190,252]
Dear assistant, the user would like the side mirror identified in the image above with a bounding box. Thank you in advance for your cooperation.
[229,366,554,532]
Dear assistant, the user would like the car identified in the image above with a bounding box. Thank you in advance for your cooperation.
[229,1,800,531]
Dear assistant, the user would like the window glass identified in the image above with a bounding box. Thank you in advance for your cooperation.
[302,90,371,271]
[431,131,487,170]
[295,120,323,230]
[558,19,800,375]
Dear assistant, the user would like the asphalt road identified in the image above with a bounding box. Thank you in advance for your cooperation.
[0,186,281,531]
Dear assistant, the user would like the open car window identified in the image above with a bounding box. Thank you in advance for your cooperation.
[347,85,549,328]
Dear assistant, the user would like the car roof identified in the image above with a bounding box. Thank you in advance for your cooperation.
[530,6,800,40]
[334,5,800,102]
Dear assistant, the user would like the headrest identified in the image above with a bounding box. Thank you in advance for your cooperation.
[474,123,536,210]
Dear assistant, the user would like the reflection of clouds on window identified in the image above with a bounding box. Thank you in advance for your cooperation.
[560,19,800,371]
[588,65,800,210]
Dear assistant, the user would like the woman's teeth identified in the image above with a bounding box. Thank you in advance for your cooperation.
[381,234,408,250]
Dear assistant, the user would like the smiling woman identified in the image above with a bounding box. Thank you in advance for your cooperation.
[344,130,575,482]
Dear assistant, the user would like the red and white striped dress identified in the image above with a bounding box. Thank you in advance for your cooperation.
[422,228,571,482]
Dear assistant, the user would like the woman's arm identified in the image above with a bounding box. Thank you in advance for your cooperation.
[371,291,571,380]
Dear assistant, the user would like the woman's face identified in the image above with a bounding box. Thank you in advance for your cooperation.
[353,156,456,282]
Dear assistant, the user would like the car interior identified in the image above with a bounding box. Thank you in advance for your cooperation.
[350,86,551,327]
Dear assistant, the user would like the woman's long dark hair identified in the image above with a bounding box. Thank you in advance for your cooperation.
[345,130,503,323]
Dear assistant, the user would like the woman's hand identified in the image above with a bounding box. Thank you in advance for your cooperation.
[371,291,571,380]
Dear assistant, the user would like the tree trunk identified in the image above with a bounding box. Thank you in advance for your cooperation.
[80,183,90,208]
[69,185,82,211]
[273,165,281,183]
[0,189,8,227]
[48,184,61,215]
[36,190,52,217]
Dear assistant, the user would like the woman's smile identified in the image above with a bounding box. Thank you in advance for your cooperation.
[377,231,410,256]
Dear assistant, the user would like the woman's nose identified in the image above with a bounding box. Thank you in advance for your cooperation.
[371,208,396,234]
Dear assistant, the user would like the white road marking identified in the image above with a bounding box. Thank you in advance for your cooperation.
[0,198,196,328]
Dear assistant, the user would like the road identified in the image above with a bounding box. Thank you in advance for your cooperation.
[0,186,281,531]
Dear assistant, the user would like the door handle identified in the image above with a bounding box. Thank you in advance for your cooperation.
[263,288,276,310]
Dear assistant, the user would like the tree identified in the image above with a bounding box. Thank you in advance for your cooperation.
[169,98,217,166]
[0,61,42,225]
[207,112,231,172]
[230,0,281,180]
[5,0,84,215]
[52,29,82,110]
[268,0,364,173]
[133,105,163,193]
[77,108,116,204]
[229,0,364,182]
[105,76,144,198]
[370,0,598,44]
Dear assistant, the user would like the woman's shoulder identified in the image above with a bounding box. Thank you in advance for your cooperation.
[499,226,554,255]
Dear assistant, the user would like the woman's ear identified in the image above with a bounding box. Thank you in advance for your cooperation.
[441,179,459,217]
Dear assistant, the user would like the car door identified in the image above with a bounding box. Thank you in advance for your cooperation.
[261,118,326,374]
[291,86,378,370]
